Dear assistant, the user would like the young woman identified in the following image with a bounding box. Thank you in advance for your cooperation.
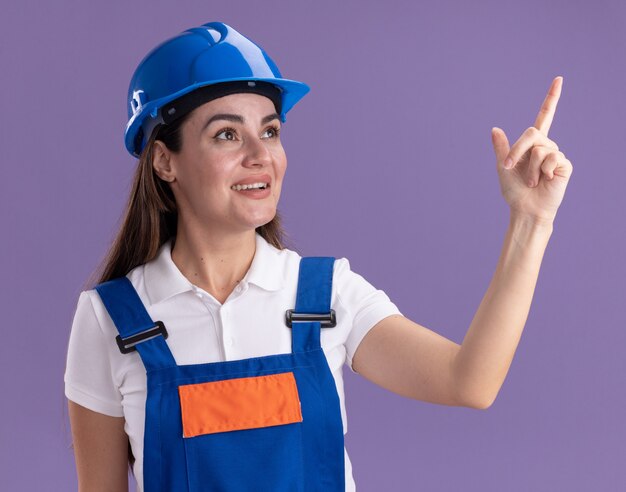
[64,21,573,492]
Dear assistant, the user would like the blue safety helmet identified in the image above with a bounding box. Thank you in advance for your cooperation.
[124,22,310,158]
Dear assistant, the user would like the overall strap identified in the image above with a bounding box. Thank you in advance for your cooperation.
[94,276,177,371]
[291,256,336,353]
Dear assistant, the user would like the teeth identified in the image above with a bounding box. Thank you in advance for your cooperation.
[231,182,269,191]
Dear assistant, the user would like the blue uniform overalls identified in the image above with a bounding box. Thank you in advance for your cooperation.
[94,256,345,491]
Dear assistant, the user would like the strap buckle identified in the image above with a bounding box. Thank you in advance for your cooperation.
[115,321,168,354]
[285,309,337,328]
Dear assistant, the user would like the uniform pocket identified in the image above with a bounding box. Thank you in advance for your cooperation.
[179,371,303,437]
[179,371,305,492]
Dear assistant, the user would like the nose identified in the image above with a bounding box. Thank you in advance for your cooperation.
[242,135,273,168]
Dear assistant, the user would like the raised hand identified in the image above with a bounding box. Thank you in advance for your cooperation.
[491,76,573,225]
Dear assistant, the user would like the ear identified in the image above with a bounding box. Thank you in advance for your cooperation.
[152,140,176,183]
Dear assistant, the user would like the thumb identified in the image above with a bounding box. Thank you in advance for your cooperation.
[491,127,510,168]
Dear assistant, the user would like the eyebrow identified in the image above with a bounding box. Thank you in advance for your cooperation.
[202,112,280,131]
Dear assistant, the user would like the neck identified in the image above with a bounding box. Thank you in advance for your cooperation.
[171,225,257,303]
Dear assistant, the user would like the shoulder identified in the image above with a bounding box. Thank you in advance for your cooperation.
[270,239,349,276]
[71,288,120,342]
[74,261,148,341]
[330,255,401,325]
[330,257,371,304]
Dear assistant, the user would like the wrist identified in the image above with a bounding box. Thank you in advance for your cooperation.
[508,213,554,244]
[510,211,554,230]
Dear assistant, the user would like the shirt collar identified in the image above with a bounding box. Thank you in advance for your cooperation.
[144,232,286,305]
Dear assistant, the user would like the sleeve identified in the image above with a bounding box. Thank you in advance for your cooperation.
[63,290,125,417]
[334,258,403,374]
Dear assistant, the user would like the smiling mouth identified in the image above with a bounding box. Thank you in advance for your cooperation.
[230,182,270,191]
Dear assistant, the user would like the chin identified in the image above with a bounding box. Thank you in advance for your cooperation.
[254,216,276,229]
[240,212,276,231]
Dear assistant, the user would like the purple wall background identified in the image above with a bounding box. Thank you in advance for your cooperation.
[2,0,624,490]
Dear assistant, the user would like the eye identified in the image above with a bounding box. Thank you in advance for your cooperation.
[262,125,281,139]
[214,127,237,141]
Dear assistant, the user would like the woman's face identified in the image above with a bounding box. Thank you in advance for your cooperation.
[154,92,287,234]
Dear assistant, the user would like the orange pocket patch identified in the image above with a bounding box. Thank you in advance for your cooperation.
[178,372,303,438]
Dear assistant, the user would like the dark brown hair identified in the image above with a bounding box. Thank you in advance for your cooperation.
[82,107,292,472]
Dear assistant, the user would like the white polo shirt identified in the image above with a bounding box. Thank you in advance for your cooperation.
[64,232,402,491]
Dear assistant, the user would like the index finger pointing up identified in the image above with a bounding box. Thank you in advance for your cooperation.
[534,76,563,136]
